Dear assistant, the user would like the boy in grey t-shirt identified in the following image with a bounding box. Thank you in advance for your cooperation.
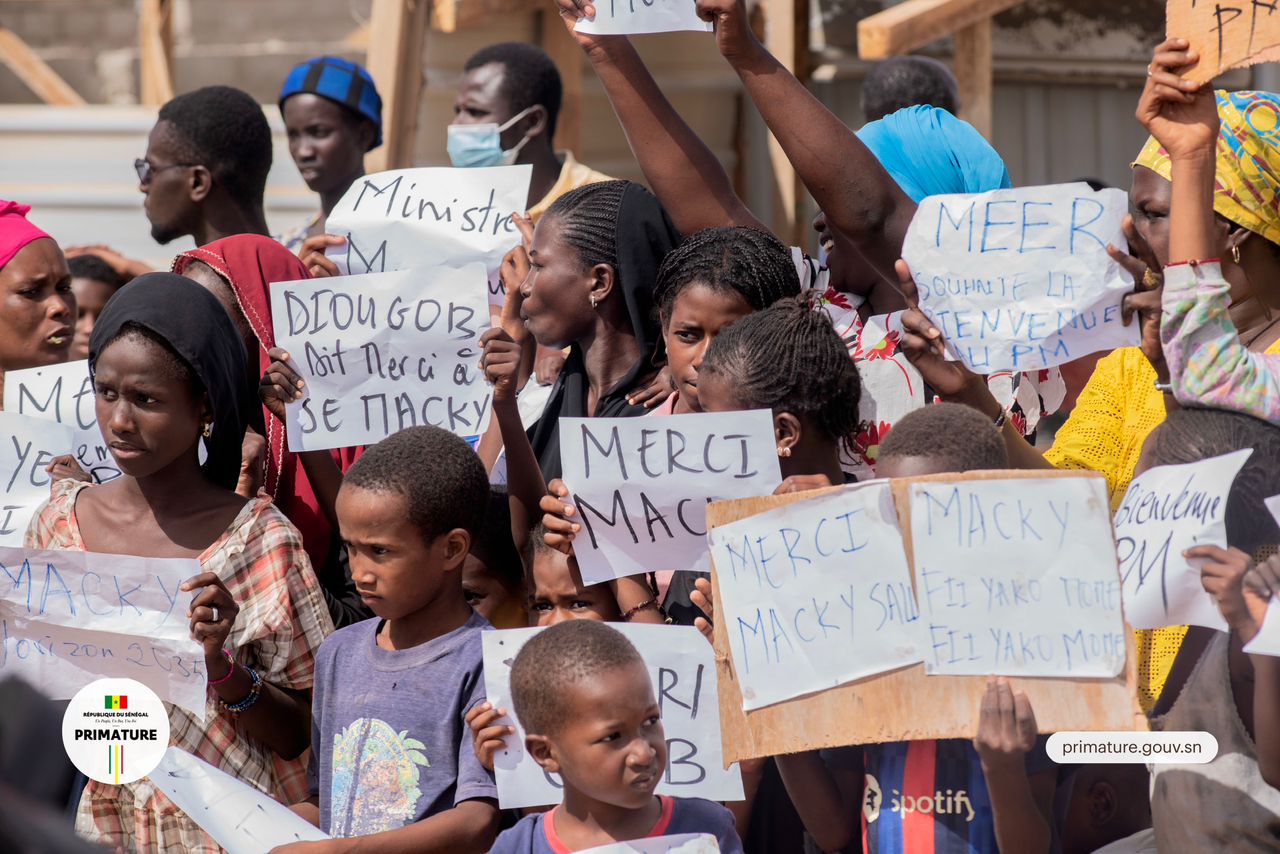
[284,427,500,851]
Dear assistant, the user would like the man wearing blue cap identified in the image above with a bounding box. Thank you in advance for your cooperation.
[277,56,383,252]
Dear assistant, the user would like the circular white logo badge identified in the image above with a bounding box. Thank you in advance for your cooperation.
[61,678,169,785]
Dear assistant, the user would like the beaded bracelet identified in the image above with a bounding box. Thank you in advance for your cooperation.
[207,649,237,686]
[220,666,263,716]
[621,597,661,622]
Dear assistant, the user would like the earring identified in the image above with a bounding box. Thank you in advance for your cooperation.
[202,423,212,439]
[589,294,598,309]
[777,446,791,458]
[1232,243,1242,264]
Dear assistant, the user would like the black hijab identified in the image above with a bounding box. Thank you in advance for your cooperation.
[528,182,681,481]
[88,272,252,491]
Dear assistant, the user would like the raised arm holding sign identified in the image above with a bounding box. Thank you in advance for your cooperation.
[901,183,1138,373]
[270,265,493,451]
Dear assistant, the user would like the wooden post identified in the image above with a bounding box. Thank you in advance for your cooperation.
[0,27,85,105]
[365,0,430,173]
[762,0,809,245]
[953,18,992,139]
[138,0,174,106]
[857,0,1023,60]
[540,11,582,155]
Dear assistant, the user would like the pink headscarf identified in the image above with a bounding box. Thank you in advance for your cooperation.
[0,201,53,270]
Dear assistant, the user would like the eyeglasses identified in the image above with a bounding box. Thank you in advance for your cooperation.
[134,158,195,184]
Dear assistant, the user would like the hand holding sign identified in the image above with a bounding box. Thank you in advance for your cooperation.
[1134,38,1217,160]
[893,260,987,400]
[182,572,240,661]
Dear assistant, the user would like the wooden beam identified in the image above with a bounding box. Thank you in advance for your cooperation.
[953,18,992,138]
[539,11,582,155]
[0,27,85,105]
[857,0,1022,60]
[762,0,809,245]
[138,0,174,106]
[365,0,430,172]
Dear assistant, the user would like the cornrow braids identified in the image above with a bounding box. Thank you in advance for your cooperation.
[541,179,628,273]
[701,292,862,453]
[653,226,801,324]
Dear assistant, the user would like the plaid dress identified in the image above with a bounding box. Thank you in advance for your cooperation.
[27,479,334,853]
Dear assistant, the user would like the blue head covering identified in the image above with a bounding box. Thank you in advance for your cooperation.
[279,56,383,150]
[856,105,1011,202]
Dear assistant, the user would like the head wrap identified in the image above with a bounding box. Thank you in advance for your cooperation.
[856,105,1012,202]
[172,235,360,567]
[88,273,252,491]
[1134,90,1280,246]
[527,181,681,481]
[279,56,383,150]
[0,201,54,271]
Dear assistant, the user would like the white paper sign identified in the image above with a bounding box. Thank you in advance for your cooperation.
[710,481,925,710]
[559,411,782,584]
[902,183,1138,372]
[581,834,720,853]
[4,361,121,485]
[910,476,1126,677]
[151,747,330,852]
[325,166,531,303]
[0,547,207,718]
[1116,449,1252,631]
[482,623,743,809]
[0,412,77,546]
[575,0,713,35]
[270,266,492,451]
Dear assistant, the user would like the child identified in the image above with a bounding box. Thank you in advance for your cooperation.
[282,426,500,852]
[489,620,743,852]
[464,487,528,629]
[67,252,126,360]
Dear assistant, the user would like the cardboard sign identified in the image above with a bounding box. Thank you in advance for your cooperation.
[0,412,77,546]
[1170,0,1280,83]
[576,0,713,35]
[902,183,1137,373]
[910,477,1125,678]
[4,361,120,484]
[324,166,531,302]
[1115,449,1251,631]
[709,481,926,711]
[581,835,720,854]
[481,623,743,809]
[707,471,1145,764]
[151,747,330,852]
[0,547,207,718]
[558,411,782,584]
[270,265,492,451]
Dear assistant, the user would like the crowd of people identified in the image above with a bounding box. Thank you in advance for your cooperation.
[1,0,1280,850]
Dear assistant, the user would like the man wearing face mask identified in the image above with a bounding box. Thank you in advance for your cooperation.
[450,42,611,217]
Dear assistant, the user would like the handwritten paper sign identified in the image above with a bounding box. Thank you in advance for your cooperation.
[576,0,713,35]
[0,412,77,546]
[1117,449,1252,631]
[902,183,1137,372]
[910,476,1125,677]
[151,747,330,852]
[559,411,782,584]
[325,166,531,302]
[270,265,492,451]
[0,547,207,717]
[708,481,925,711]
[1170,0,1280,83]
[482,623,743,809]
[4,361,120,484]
[581,835,720,854]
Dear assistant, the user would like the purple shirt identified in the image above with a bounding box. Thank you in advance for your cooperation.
[307,613,496,837]
[490,796,743,853]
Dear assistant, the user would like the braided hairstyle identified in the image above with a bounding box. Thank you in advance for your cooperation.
[541,179,627,273]
[701,292,861,453]
[1141,408,1280,554]
[653,226,801,324]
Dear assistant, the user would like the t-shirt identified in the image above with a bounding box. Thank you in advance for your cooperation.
[307,612,497,837]
[490,796,743,853]
[824,737,1053,854]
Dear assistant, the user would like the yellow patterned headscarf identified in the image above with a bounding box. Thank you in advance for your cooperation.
[1134,90,1280,245]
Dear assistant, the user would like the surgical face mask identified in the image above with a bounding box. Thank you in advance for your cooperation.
[447,106,536,168]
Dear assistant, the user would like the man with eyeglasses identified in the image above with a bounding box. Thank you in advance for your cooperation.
[137,85,273,247]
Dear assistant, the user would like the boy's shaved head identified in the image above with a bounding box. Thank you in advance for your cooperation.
[878,402,1008,472]
[511,620,644,736]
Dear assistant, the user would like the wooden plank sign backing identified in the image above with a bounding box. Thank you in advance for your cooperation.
[1169,0,1280,84]
[708,469,1147,764]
